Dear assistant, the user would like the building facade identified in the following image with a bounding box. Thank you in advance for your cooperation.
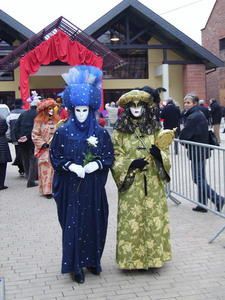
[0,0,224,109]
[202,0,225,105]
[0,9,34,107]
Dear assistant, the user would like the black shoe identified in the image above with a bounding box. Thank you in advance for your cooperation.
[192,206,208,213]
[74,269,85,284]
[45,194,53,199]
[87,267,101,275]
[19,170,25,177]
[0,186,8,190]
[216,199,225,212]
[27,182,38,188]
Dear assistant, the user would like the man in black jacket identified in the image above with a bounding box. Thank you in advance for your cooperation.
[209,98,222,144]
[6,99,25,176]
[14,98,39,187]
[180,94,224,213]
[0,117,12,190]
[160,97,181,154]
[198,99,210,123]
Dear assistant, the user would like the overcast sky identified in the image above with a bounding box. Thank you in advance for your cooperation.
[1,0,216,44]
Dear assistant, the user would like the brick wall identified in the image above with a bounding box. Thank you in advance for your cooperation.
[202,0,225,102]
[183,64,206,99]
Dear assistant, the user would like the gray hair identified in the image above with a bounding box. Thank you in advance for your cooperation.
[184,93,199,104]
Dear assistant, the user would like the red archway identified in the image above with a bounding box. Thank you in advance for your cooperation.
[20,30,103,108]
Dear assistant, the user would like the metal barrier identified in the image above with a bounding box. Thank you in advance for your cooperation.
[167,139,225,243]
[0,277,5,300]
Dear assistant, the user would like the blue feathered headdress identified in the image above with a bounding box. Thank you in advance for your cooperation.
[61,65,102,111]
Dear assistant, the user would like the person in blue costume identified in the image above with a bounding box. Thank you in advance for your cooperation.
[50,65,114,284]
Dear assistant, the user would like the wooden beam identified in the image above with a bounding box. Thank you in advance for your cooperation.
[129,28,149,43]
[163,60,202,65]
[163,49,167,61]
[108,44,181,50]
[125,15,130,44]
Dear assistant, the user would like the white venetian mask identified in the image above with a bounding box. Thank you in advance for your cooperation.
[130,105,144,118]
[74,106,89,123]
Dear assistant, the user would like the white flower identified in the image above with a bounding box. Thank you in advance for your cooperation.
[87,136,98,147]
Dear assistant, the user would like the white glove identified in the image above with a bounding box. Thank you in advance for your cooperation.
[84,161,99,174]
[68,163,85,178]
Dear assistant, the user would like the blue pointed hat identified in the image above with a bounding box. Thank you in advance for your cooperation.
[62,65,102,111]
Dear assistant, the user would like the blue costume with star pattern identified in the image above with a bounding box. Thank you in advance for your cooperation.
[50,65,114,275]
[50,113,113,274]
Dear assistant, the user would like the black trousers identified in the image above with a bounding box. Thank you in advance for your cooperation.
[13,145,25,173]
[20,142,38,184]
[0,163,7,188]
[191,158,224,206]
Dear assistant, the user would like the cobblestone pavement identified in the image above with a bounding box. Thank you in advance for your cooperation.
[1,134,225,300]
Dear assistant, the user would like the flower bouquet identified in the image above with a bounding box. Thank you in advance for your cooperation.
[83,136,100,166]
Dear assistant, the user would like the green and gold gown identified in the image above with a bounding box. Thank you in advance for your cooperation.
[112,127,173,269]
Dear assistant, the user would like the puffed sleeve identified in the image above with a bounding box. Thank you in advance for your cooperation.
[111,130,134,190]
[32,121,45,155]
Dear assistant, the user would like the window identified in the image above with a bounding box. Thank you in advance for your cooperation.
[104,50,148,79]
[0,41,14,81]
[104,89,130,104]
[0,91,15,109]
[219,38,225,50]
[0,70,14,81]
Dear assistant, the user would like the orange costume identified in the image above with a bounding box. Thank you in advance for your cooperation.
[32,99,60,198]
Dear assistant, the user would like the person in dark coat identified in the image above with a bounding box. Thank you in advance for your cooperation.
[160,97,181,154]
[223,106,225,133]
[209,98,223,144]
[50,66,114,284]
[6,99,25,176]
[198,99,210,123]
[179,94,224,213]
[0,117,12,190]
[14,96,39,187]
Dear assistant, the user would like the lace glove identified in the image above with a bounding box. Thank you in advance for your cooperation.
[41,143,49,149]
[129,158,149,170]
[84,161,99,174]
[149,145,163,163]
[68,163,85,178]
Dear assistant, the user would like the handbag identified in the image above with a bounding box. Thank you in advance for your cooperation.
[208,130,219,146]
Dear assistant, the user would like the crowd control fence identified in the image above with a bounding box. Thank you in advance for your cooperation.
[167,139,225,243]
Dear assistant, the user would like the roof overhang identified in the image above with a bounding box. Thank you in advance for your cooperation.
[85,0,224,70]
[0,16,125,71]
[0,9,34,40]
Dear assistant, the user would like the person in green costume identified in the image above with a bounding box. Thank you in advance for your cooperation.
[111,88,175,270]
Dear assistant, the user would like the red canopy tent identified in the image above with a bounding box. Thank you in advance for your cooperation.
[20,30,103,108]
[0,16,124,109]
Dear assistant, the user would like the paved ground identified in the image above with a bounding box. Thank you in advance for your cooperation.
[1,131,225,300]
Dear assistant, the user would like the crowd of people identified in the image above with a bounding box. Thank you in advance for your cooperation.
[0,64,225,284]
[0,92,69,193]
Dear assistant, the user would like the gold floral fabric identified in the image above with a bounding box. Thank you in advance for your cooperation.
[111,128,172,269]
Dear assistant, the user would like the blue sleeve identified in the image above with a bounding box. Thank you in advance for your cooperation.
[50,128,73,172]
